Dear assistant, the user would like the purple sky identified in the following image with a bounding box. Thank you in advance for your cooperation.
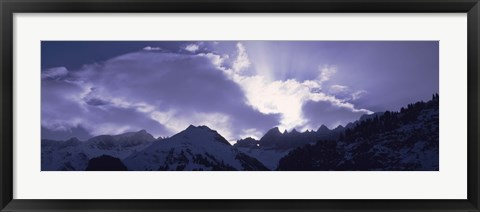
[41,41,438,142]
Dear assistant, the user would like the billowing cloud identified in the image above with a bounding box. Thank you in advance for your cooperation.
[42,49,279,141]
[229,75,372,132]
[41,77,171,140]
[42,41,382,142]
[184,43,200,52]
[210,42,373,132]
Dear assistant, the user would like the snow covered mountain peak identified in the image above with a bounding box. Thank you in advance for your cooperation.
[174,125,231,146]
[111,129,155,142]
[124,125,268,171]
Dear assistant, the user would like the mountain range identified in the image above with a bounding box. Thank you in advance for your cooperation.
[41,94,439,171]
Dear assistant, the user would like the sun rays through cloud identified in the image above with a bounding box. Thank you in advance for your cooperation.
[41,41,439,142]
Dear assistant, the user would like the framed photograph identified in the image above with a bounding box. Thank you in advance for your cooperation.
[1,0,479,211]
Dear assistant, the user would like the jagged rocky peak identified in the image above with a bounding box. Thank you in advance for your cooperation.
[235,137,259,148]
[290,128,300,134]
[332,125,345,133]
[264,127,282,136]
[258,127,284,147]
[317,124,330,134]
[237,137,258,143]
[345,122,355,129]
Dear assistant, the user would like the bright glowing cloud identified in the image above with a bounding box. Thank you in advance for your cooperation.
[211,44,373,132]
[232,42,251,73]
[42,41,437,142]
[184,43,200,52]
[42,48,279,142]
[197,52,229,67]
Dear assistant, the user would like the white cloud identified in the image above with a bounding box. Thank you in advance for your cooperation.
[197,52,229,67]
[43,49,280,141]
[236,76,309,130]
[351,90,367,100]
[42,67,68,79]
[184,43,200,52]
[318,65,337,83]
[238,128,263,140]
[206,46,372,132]
[329,85,349,94]
[43,43,374,141]
[143,46,162,51]
[232,74,372,131]
[232,42,251,73]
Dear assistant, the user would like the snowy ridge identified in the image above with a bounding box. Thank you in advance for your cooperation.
[41,138,89,171]
[41,129,155,171]
[83,129,155,159]
[42,96,439,171]
[123,125,268,171]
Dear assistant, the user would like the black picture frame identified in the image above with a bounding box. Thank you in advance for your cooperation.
[1,0,479,211]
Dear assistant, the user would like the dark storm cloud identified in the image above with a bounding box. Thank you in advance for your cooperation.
[84,98,110,106]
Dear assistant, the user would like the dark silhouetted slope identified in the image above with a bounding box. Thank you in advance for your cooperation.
[277,94,439,171]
